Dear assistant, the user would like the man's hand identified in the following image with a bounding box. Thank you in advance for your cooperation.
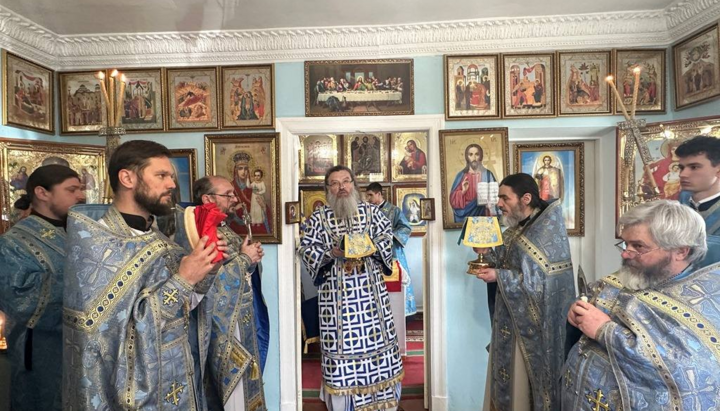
[568,300,611,340]
[241,236,264,265]
[178,236,219,285]
[461,177,470,193]
[474,267,497,283]
[331,247,344,258]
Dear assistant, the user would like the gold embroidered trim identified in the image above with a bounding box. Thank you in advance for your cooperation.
[515,235,572,275]
[636,290,720,364]
[63,239,169,332]
[615,310,682,409]
[124,320,136,407]
[323,370,404,396]
[602,275,624,289]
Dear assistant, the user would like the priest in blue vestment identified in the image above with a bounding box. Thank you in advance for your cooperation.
[63,141,225,410]
[0,165,85,411]
[186,175,268,411]
[563,200,718,410]
[473,173,574,411]
[676,135,720,267]
[365,182,417,316]
[299,166,403,411]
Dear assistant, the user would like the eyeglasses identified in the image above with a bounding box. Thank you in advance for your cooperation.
[327,179,353,189]
[614,241,660,258]
[208,193,238,199]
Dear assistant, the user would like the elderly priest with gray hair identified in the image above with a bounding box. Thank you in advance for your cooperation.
[562,200,719,410]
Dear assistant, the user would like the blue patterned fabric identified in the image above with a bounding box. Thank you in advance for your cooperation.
[378,201,417,316]
[0,216,67,411]
[63,205,211,410]
[489,201,575,411]
[562,263,720,410]
[299,203,404,411]
[679,191,720,267]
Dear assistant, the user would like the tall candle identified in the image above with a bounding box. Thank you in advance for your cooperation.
[97,71,111,126]
[116,74,126,127]
[631,67,641,118]
[109,70,117,127]
[606,76,630,120]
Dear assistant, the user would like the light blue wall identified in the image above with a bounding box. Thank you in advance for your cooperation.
[2,50,718,411]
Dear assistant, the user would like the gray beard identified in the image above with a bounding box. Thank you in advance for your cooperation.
[616,256,673,291]
[327,189,360,220]
[502,214,520,228]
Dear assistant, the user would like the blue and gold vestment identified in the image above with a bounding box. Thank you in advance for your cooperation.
[299,203,404,411]
[489,200,575,411]
[378,201,417,316]
[0,215,68,410]
[172,207,267,411]
[562,263,720,410]
[680,191,720,267]
[63,205,212,410]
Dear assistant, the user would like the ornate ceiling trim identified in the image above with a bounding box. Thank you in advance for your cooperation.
[0,2,717,70]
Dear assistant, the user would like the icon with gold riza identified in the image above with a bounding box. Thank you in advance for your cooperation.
[459,216,503,274]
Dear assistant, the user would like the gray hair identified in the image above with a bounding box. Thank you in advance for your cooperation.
[618,200,707,264]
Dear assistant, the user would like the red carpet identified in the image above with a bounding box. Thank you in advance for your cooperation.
[302,313,426,408]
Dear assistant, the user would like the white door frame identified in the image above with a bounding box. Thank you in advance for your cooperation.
[275,114,448,411]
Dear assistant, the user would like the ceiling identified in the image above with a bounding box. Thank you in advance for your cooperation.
[0,0,676,35]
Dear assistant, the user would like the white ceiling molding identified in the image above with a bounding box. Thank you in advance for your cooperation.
[0,2,717,70]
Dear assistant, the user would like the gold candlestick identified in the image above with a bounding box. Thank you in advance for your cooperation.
[631,67,641,118]
[115,74,127,127]
[109,70,117,127]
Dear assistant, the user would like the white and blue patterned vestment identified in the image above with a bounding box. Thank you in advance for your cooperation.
[562,263,720,410]
[0,215,67,410]
[378,201,417,316]
[299,203,404,411]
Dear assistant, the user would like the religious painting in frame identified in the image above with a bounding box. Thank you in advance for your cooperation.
[557,50,612,116]
[420,198,435,221]
[220,64,275,130]
[2,51,54,134]
[394,185,427,236]
[305,59,414,117]
[205,133,281,244]
[299,134,341,183]
[300,188,327,222]
[673,24,720,110]
[360,184,391,205]
[615,116,720,235]
[0,138,106,233]
[501,53,556,118]
[439,128,510,229]
[166,67,219,131]
[443,54,500,120]
[168,149,197,204]
[614,49,666,114]
[345,133,389,183]
[391,131,428,182]
[115,68,165,132]
[514,142,585,236]
[285,201,301,224]
[59,71,107,134]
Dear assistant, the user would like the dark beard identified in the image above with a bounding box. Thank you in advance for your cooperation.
[135,180,173,216]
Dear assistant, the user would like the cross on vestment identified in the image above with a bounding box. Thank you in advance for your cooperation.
[586,389,610,411]
[240,202,253,243]
[499,367,510,382]
[163,289,179,305]
[40,228,56,239]
[165,381,185,405]
[564,369,572,388]
[500,325,511,340]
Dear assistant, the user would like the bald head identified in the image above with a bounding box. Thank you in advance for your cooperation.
[193,175,239,214]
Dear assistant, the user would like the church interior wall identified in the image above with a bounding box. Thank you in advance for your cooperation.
[1,43,719,410]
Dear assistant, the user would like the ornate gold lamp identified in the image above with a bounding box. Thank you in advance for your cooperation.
[459,216,503,274]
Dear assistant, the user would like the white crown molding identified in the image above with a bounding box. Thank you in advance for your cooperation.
[0,3,717,70]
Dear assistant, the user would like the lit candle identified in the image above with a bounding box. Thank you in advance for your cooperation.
[606,75,630,120]
[631,67,641,118]
[96,71,111,126]
[115,74,127,127]
[109,70,118,127]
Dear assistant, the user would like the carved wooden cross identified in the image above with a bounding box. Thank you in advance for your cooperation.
[165,381,184,406]
[586,389,610,411]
